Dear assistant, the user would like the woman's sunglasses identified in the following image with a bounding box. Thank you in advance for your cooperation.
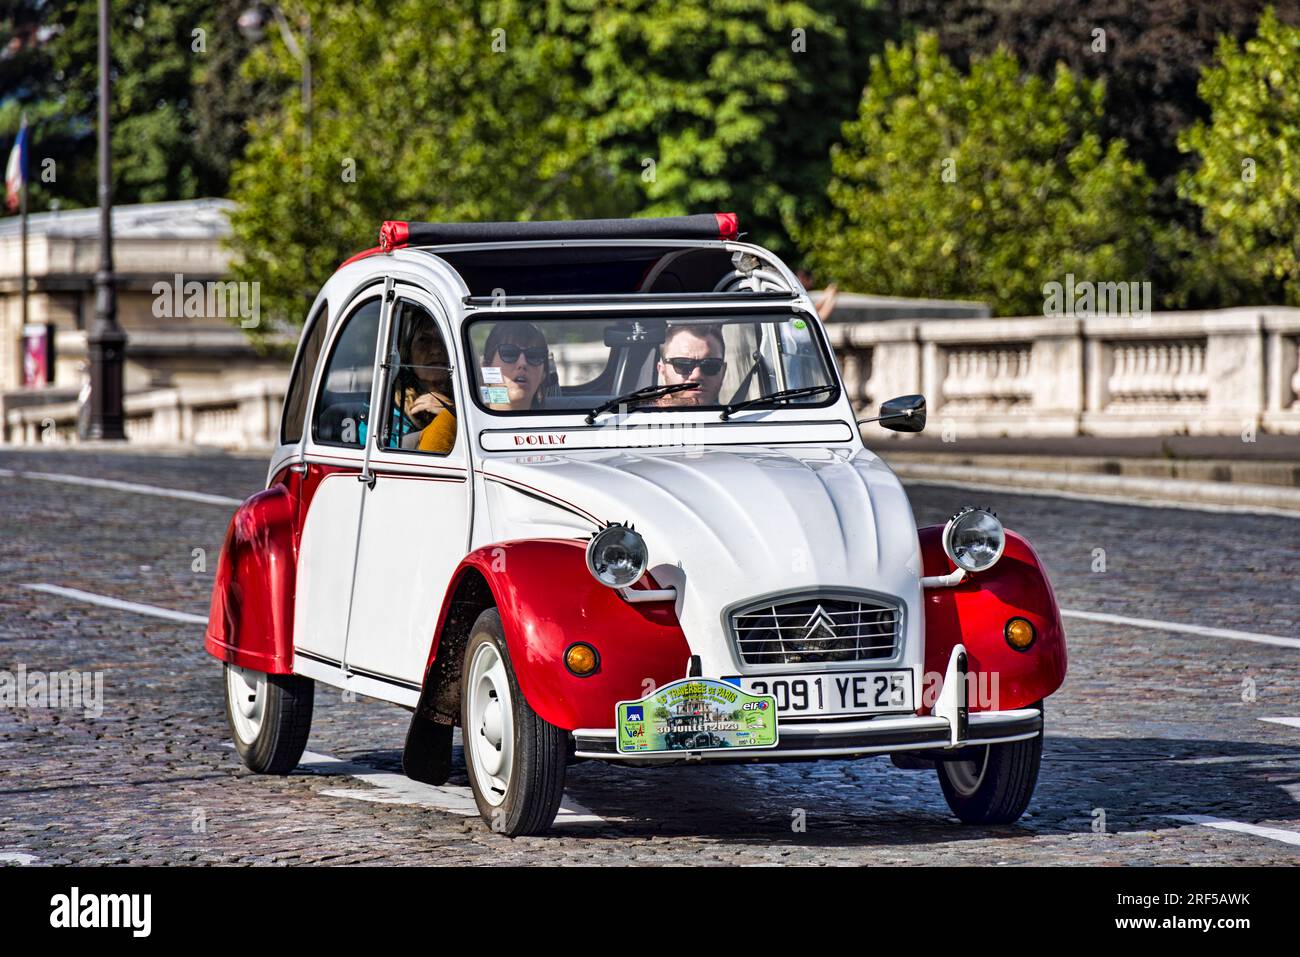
[495,344,548,366]
[664,356,725,376]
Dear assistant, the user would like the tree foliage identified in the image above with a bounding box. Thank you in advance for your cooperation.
[892,0,1300,188]
[1178,9,1300,305]
[230,0,890,325]
[801,33,1160,316]
[228,0,632,328]
[0,0,263,209]
[545,0,891,255]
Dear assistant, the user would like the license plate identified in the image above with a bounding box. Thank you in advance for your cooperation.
[616,678,779,754]
[723,669,913,718]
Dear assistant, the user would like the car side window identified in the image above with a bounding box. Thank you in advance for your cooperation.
[381,300,458,455]
[280,304,328,445]
[311,297,383,449]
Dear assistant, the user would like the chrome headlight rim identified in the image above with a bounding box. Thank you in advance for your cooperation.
[942,506,1005,573]
[585,522,649,588]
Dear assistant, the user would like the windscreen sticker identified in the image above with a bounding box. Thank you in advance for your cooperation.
[481,385,510,404]
[480,366,504,384]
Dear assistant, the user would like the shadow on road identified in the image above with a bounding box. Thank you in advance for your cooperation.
[310,734,1300,847]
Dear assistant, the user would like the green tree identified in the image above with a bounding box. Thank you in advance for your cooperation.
[547,0,891,256]
[228,0,630,330]
[893,0,1300,188]
[193,0,285,193]
[1,0,259,210]
[800,33,1160,316]
[0,0,258,210]
[36,0,216,204]
[1178,9,1300,305]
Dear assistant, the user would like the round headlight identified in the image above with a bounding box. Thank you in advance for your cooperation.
[943,507,1005,573]
[586,524,648,588]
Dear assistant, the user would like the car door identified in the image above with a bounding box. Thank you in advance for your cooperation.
[292,285,387,673]
[342,287,472,691]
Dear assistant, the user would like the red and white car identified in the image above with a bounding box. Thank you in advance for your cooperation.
[206,214,1067,835]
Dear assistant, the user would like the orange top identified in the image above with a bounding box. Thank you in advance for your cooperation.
[417,408,456,454]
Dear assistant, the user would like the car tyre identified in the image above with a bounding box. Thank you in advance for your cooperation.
[223,663,314,775]
[936,705,1043,825]
[461,608,567,836]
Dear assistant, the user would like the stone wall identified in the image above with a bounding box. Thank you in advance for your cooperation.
[9,306,1300,448]
[828,307,1300,437]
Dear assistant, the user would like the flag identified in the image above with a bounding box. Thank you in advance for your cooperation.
[5,115,29,213]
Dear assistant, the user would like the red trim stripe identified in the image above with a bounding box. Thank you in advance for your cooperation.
[337,245,385,270]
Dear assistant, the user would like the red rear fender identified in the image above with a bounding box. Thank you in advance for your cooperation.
[204,482,298,674]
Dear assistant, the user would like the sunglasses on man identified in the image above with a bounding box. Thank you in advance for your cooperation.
[495,344,548,366]
[663,356,725,376]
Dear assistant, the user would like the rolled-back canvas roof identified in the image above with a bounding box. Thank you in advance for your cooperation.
[379,213,739,251]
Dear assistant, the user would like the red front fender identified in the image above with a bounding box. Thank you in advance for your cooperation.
[204,483,297,675]
[920,526,1067,712]
[428,540,691,731]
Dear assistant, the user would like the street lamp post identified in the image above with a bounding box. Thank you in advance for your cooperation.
[84,0,126,440]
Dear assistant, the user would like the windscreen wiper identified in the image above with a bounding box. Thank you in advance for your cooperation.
[719,384,836,421]
[585,382,700,424]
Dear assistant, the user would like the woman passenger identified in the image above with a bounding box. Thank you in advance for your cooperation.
[481,322,549,411]
[391,312,457,453]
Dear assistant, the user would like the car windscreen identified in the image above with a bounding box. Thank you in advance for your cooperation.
[464,312,838,415]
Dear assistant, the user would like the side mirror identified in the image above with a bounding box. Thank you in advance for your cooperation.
[858,394,926,433]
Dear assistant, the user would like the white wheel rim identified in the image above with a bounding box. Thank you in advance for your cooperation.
[946,746,990,797]
[226,664,266,744]
[466,643,514,807]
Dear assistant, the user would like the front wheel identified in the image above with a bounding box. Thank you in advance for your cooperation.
[223,663,314,774]
[936,727,1043,825]
[461,609,567,836]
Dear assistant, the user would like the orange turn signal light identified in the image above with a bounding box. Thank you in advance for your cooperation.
[1005,617,1036,651]
[564,643,599,676]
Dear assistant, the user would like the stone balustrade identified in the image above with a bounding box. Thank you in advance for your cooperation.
[6,306,1300,449]
[5,377,287,449]
[826,307,1300,438]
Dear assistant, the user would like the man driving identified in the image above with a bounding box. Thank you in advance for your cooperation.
[654,324,728,407]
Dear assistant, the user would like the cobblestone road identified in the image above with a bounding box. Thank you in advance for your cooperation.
[2,446,1299,865]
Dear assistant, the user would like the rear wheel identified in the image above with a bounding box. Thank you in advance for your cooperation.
[223,663,314,775]
[936,727,1042,825]
[461,609,567,836]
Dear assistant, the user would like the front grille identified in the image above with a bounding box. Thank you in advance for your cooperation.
[729,593,901,666]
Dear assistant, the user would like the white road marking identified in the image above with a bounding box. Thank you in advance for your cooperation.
[1171,754,1300,766]
[1259,717,1300,729]
[6,468,241,506]
[298,749,603,825]
[1060,609,1300,650]
[22,584,207,625]
[0,851,38,865]
[1168,815,1300,849]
